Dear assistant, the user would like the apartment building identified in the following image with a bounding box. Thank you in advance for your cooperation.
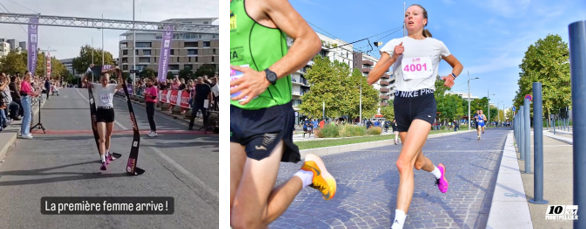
[118,18,219,74]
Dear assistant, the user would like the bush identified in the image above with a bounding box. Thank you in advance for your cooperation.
[366,127,382,135]
[340,125,366,137]
[319,124,340,138]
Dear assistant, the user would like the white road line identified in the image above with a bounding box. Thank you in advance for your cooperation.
[149,146,218,199]
[75,88,128,130]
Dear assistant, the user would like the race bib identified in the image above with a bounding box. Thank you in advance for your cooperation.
[100,94,111,104]
[230,64,258,102]
[401,57,433,80]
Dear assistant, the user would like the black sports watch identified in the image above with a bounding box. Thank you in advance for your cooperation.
[264,68,278,85]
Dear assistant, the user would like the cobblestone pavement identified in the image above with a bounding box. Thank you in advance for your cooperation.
[270,128,510,229]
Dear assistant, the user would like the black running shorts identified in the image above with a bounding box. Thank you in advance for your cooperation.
[393,89,437,132]
[96,107,115,123]
[230,101,300,163]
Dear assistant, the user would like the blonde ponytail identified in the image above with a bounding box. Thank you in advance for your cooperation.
[423,29,432,38]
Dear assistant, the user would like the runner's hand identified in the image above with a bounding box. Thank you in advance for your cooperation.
[393,42,404,58]
[229,65,271,105]
[441,75,455,88]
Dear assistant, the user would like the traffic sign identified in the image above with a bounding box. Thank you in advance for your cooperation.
[525,94,533,101]
[513,107,516,112]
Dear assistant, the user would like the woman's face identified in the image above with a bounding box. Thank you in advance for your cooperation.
[101,74,110,84]
[24,74,31,81]
[405,6,426,33]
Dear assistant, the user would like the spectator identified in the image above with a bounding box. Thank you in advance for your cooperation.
[188,77,212,130]
[144,77,158,137]
[211,77,219,111]
[20,71,40,139]
[9,76,21,120]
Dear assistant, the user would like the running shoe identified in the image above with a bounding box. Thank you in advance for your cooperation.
[147,131,158,137]
[20,134,33,139]
[301,154,337,200]
[107,153,114,162]
[100,162,107,171]
[436,163,449,193]
[477,135,480,140]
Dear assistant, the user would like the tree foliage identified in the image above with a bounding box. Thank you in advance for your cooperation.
[178,68,194,80]
[195,64,216,77]
[72,45,116,74]
[514,34,570,117]
[140,68,156,79]
[300,55,378,119]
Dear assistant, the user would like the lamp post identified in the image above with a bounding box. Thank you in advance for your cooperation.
[488,90,495,126]
[467,71,479,130]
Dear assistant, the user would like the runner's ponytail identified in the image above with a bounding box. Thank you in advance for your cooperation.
[423,29,432,38]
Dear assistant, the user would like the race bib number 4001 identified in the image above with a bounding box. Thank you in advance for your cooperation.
[100,94,111,104]
[402,57,433,80]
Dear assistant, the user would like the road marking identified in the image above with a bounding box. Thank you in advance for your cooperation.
[30,129,215,135]
[149,146,218,199]
[356,149,504,153]
[75,88,128,130]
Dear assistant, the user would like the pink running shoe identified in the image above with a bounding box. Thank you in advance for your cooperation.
[100,162,107,171]
[107,154,113,163]
[436,163,449,193]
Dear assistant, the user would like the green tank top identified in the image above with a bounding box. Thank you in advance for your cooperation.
[230,0,292,110]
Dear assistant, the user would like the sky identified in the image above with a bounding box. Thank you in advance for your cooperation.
[0,0,218,60]
[289,0,586,110]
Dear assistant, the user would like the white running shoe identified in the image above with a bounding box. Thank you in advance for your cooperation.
[20,134,33,139]
[147,131,158,137]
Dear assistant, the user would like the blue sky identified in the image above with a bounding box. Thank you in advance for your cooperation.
[289,0,585,109]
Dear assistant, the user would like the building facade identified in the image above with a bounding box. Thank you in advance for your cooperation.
[118,18,219,75]
[353,52,395,107]
[59,58,74,76]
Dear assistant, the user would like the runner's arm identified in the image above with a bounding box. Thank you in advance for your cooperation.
[441,54,464,79]
[258,0,321,80]
[368,52,395,85]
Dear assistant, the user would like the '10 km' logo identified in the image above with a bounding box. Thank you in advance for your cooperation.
[546,205,578,220]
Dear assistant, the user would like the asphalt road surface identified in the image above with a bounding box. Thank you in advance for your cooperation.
[271,128,509,229]
[0,88,218,229]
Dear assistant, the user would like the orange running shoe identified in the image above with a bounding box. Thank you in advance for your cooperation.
[300,154,337,200]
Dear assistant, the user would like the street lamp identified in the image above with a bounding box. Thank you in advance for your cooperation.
[488,90,495,126]
[467,71,479,130]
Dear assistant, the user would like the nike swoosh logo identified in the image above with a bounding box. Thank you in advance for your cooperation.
[306,164,321,176]
[428,115,431,117]
[255,145,267,150]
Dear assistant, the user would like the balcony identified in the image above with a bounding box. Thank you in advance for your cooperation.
[380,95,390,100]
[362,60,373,66]
[382,74,390,79]
[380,88,389,93]
[380,80,390,86]
[361,67,371,73]
[380,102,389,107]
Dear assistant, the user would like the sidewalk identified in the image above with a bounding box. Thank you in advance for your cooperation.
[0,98,46,162]
[487,129,575,229]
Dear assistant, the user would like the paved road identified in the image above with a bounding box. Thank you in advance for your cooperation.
[271,128,510,229]
[0,88,218,229]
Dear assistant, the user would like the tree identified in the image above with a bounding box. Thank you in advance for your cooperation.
[0,51,27,75]
[380,102,395,120]
[195,64,216,77]
[178,68,193,80]
[166,71,174,81]
[72,45,116,74]
[514,34,570,118]
[140,68,156,79]
[300,55,379,120]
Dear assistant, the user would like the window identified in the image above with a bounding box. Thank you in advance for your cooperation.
[143,50,151,55]
[122,57,128,63]
[135,49,139,55]
[154,57,157,62]
[123,50,128,55]
[212,56,215,62]
[213,49,216,54]
[170,49,175,55]
[136,42,151,48]
[121,43,128,48]
[189,57,191,62]
[123,65,128,70]
[187,49,198,55]
[195,57,198,62]
[204,21,209,25]
[169,64,180,70]
[177,57,180,62]
[185,42,198,47]
[139,57,150,63]
[203,41,210,47]
[184,64,193,69]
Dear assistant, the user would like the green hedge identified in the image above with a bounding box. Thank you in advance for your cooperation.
[317,125,381,138]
